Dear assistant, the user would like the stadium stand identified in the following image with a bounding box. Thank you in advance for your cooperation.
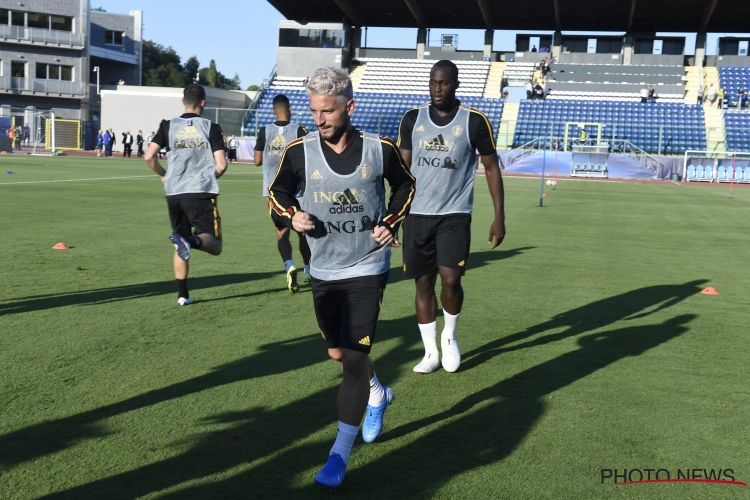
[354,58,491,96]
[513,100,706,154]
[545,64,685,102]
[247,87,504,142]
[724,111,750,152]
[503,61,536,86]
[718,67,750,108]
[268,76,307,90]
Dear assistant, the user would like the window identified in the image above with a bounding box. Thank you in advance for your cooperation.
[35,63,73,81]
[11,61,25,78]
[27,12,48,29]
[11,10,24,26]
[0,9,8,25]
[279,28,343,49]
[51,15,72,32]
[105,30,123,45]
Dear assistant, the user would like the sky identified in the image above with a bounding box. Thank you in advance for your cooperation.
[93,0,747,90]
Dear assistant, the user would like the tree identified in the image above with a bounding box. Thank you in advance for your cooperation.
[246,85,260,91]
[184,56,200,84]
[91,7,106,11]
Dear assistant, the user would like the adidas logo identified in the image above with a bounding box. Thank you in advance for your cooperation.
[310,170,323,180]
[330,188,363,214]
[458,260,465,267]
[416,125,425,132]
[359,336,371,346]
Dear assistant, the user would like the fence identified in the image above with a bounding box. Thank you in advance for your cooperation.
[0,24,84,47]
[0,106,54,154]
[46,119,79,150]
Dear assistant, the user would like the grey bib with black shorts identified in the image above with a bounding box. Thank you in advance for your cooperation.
[164,117,218,197]
[409,104,475,215]
[300,131,389,281]
[263,123,301,196]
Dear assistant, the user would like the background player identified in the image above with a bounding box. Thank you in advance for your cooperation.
[144,84,227,305]
[269,67,415,490]
[254,94,311,292]
[397,60,505,374]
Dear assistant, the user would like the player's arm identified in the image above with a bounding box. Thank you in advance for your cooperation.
[396,109,416,167]
[373,139,416,246]
[268,139,311,230]
[144,120,168,178]
[253,128,265,167]
[473,110,506,249]
[210,123,228,178]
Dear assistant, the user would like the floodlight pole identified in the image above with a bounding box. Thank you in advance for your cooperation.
[93,66,100,94]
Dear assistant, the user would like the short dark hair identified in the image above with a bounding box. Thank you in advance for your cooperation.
[272,94,290,108]
[183,84,206,107]
[431,60,459,81]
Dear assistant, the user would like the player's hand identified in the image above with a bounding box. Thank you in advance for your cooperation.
[160,175,165,184]
[372,225,394,246]
[391,230,401,248]
[292,211,315,232]
[489,219,505,250]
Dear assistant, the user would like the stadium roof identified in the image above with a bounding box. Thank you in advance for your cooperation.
[267,0,748,34]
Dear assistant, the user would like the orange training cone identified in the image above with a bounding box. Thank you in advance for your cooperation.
[700,287,719,295]
[52,242,69,250]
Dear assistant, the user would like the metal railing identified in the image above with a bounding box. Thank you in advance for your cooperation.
[0,75,84,96]
[32,79,85,96]
[0,24,84,47]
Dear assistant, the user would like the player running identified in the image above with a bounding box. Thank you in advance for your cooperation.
[254,94,311,293]
[268,67,415,491]
[397,60,506,374]
[144,84,227,305]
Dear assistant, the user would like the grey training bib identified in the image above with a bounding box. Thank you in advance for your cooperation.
[164,117,218,197]
[300,131,390,281]
[262,123,300,196]
[409,104,476,215]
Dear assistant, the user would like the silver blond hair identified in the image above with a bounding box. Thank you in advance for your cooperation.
[306,67,353,103]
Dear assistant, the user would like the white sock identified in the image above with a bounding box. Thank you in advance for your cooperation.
[304,264,310,274]
[329,421,359,463]
[442,310,461,339]
[284,259,294,272]
[419,321,438,356]
[368,373,385,406]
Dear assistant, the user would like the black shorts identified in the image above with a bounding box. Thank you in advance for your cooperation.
[402,214,471,279]
[167,197,222,240]
[312,272,389,354]
[228,149,237,160]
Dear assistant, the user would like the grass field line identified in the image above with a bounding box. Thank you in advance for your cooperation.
[0,171,261,186]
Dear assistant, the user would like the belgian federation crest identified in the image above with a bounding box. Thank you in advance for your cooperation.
[452,125,464,138]
[359,164,371,180]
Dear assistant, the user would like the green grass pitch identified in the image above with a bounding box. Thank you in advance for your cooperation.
[0,156,748,499]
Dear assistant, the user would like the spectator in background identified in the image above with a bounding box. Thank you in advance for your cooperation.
[109,128,117,153]
[123,131,134,157]
[697,85,704,105]
[526,80,533,100]
[118,79,125,86]
[648,86,655,103]
[717,87,725,109]
[541,58,550,76]
[103,129,112,157]
[227,135,238,163]
[147,130,154,145]
[137,130,144,157]
[540,46,548,53]
[502,87,509,100]
[640,86,649,103]
[96,130,104,156]
[738,87,745,109]
[6,125,15,150]
[534,81,545,100]
[707,84,716,106]
[531,45,537,52]
[23,123,30,145]
[15,125,22,149]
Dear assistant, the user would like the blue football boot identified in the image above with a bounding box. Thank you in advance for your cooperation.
[314,452,347,491]
[362,386,394,443]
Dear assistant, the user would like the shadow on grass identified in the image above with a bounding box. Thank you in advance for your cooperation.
[0,272,282,315]
[462,279,708,371]
[0,334,325,470]
[16,281,702,498]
